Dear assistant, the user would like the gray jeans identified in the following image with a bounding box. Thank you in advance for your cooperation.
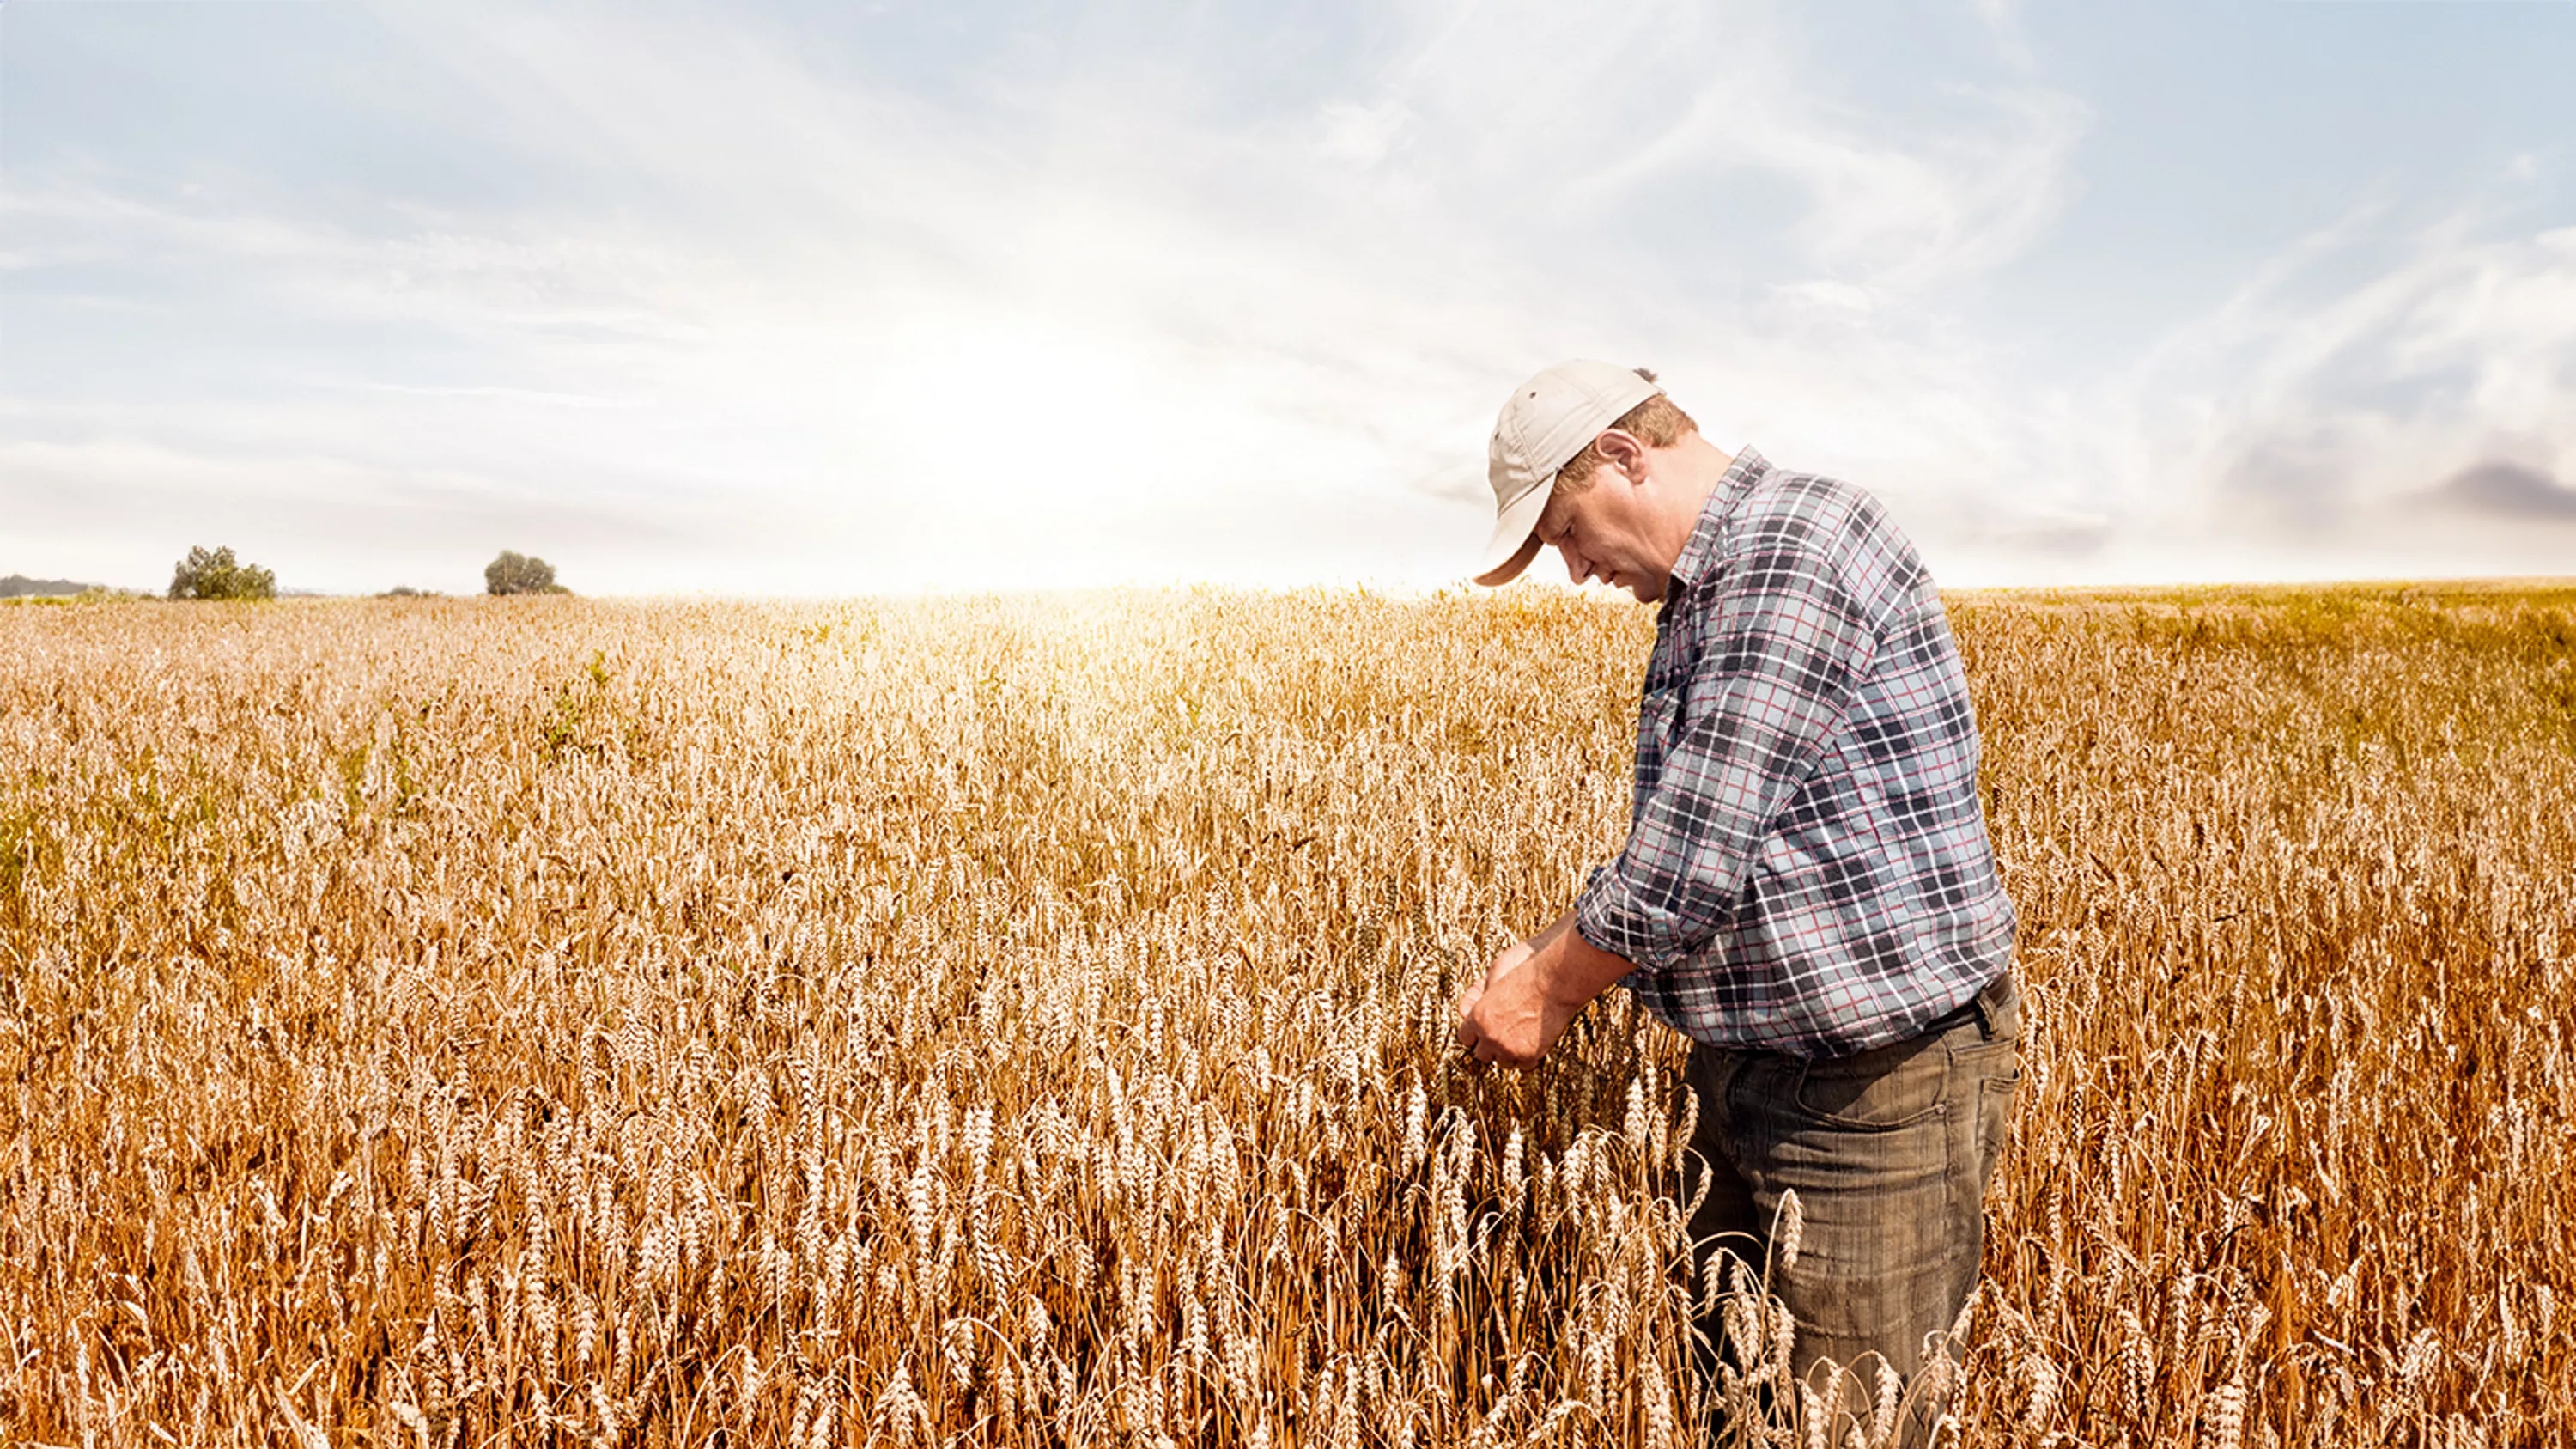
[1683,973,2020,1430]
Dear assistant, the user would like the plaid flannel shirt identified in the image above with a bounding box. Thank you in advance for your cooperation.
[1571,447,2015,1058]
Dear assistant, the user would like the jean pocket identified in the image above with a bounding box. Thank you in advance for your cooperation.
[1947,1026,2019,1079]
[1791,1042,1951,1131]
[1973,1061,2021,1169]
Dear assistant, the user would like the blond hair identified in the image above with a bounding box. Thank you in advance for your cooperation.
[1553,376,1698,496]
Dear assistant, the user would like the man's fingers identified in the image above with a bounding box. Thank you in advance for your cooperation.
[1454,986,1484,1051]
[1458,974,1552,1070]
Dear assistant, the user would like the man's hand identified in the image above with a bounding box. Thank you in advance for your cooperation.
[1455,947,1580,1069]
[1452,938,1532,1056]
[1454,911,1636,1070]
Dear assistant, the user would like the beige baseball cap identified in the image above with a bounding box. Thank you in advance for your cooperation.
[1474,359,1663,586]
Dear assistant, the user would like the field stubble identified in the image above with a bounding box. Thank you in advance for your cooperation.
[1,582,2571,1446]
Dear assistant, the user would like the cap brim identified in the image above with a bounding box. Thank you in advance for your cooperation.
[1473,478,1552,586]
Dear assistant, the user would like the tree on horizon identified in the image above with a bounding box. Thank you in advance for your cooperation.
[485,551,568,596]
[167,546,276,601]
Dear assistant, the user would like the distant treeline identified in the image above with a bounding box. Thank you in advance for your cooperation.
[0,575,103,599]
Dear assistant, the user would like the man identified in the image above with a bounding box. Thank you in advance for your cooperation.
[1453,360,2020,1421]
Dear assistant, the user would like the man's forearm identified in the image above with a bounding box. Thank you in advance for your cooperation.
[1458,905,1642,1068]
[1524,907,1637,1012]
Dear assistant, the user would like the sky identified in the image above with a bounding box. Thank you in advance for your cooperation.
[3,0,2574,597]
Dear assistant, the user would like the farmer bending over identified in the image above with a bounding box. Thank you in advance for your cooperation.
[1454,361,2020,1430]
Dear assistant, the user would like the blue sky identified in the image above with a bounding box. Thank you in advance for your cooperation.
[4,0,2573,595]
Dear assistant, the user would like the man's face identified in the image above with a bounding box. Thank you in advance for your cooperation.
[1532,459,1670,605]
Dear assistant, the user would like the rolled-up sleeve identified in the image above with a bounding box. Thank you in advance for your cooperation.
[1573,514,1880,973]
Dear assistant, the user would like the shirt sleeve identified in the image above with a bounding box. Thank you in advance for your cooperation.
[1573,502,1882,972]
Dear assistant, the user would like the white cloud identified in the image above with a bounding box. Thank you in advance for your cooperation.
[1772,280,1876,314]
[1527,9,2088,295]
[2104,209,2576,560]
[1314,99,1414,171]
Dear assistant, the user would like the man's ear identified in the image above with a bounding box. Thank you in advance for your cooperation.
[1594,429,1649,483]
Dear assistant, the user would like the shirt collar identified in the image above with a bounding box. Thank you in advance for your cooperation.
[1667,445,1771,594]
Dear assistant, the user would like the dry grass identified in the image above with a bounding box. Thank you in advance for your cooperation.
[1,582,2569,1446]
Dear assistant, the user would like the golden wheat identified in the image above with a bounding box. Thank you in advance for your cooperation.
[2,581,2570,1446]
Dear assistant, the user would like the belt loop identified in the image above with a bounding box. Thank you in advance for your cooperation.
[1971,977,1997,1041]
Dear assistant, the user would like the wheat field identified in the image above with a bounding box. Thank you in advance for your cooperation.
[3,582,2570,1446]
